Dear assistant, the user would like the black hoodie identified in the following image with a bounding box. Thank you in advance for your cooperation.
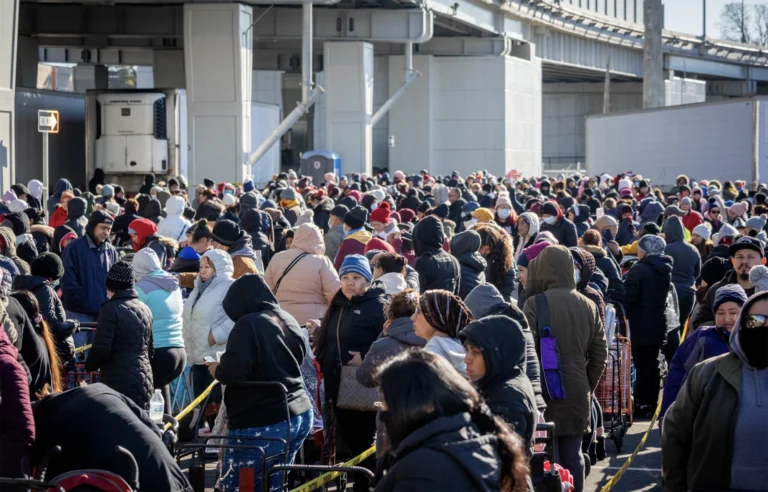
[624,254,674,346]
[459,315,537,448]
[413,216,459,294]
[450,230,487,299]
[139,174,155,195]
[143,198,163,224]
[313,197,334,234]
[240,208,272,267]
[64,197,88,237]
[218,274,312,429]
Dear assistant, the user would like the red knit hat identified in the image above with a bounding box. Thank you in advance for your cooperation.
[364,237,395,254]
[370,202,391,224]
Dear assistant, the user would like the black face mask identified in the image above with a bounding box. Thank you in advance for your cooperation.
[740,326,768,369]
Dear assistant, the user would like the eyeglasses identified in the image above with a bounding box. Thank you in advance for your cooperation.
[746,314,768,329]
[710,210,721,215]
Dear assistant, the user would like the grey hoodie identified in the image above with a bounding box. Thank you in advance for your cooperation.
[664,215,701,293]
[356,317,426,388]
[728,293,768,490]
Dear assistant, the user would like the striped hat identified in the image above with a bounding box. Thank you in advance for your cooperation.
[339,254,372,282]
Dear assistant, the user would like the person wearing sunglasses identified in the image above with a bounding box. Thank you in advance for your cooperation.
[705,199,725,235]
[662,290,768,491]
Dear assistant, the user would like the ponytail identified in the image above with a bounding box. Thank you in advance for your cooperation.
[39,319,64,393]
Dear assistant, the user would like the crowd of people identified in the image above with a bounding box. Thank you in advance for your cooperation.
[0,169,765,492]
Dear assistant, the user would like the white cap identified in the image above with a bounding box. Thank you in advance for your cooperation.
[692,223,711,241]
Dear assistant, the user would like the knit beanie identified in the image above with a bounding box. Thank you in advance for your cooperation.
[102,184,114,198]
[370,202,391,224]
[243,179,255,193]
[344,206,368,230]
[749,265,768,293]
[643,222,662,236]
[746,215,767,233]
[713,284,748,313]
[212,219,242,247]
[331,204,349,220]
[364,237,395,254]
[701,256,730,286]
[518,241,552,268]
[692,223,711,241]
[31,252,64,281]
[339,254,372,282]
[639,235,666,256]
[472,208,494,222]
[432,203,450,220]
[87,210,114,231]
[106,261,134,292]
[541,202,559,217]
[418,289,474,338]
[2,212,29,236]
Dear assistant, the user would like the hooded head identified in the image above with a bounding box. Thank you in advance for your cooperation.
[165,195,185,218]
[450,230,482,257]
[144,198,162,219]
[128,218,158,252]
[463,284,508,320]
[52,179,73,199]
[240,208,263,234]
[459,315,526,388]
[292,223,325,255]
[730,290,768,369]
[413,215,445,256]
[66,197,87,220]
[27,180,43,202]
[525,245,576,297]
[517,212,540,240]
[223,273,279,322]
[570,247,596,290]
[664,215,685,244]
[197,249,234,288]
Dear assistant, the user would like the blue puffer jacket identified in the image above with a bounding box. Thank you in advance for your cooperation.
[134,249,184,350]
[61,234,119,316]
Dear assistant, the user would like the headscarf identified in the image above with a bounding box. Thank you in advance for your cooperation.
[418,289,474,338]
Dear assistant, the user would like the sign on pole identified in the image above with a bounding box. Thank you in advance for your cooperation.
[38,110,59,134]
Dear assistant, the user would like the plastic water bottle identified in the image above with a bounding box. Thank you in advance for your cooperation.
[149,389,164,424]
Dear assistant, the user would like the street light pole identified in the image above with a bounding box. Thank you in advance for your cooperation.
[702,0,706,39]
[742,0,747,43]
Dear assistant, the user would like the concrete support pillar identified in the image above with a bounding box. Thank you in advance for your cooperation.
[15,36,38,89]
[0,0,19,192]
[322,41,374,176]
[184,3,253,185]
[135,66,154,89]
[74,65,108,94]
[643,0,664,108]
[153,50,185,89]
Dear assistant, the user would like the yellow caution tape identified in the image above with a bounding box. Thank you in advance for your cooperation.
[289,445,376,492]
[600,398,663,492]
[165,380,220,431]
[74,344,92,353]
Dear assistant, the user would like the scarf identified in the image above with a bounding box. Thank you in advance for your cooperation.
[192,274,216,310]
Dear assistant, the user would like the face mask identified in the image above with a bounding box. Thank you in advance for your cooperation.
[225,189,234,195]
[542,216,556,225]
[740,325,768,369]
[498,208,511,220]
[464,219,477,229]
[574,269,581,285]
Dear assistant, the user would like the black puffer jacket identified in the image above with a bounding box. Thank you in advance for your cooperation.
[450,230,487,299]
[413,216,459,294]
[540,216,578,247]
[64,197,88,238]
[240,208,272,268]
[85,289,154,409]
[459,316,537,448]
[13,275,78,368]
[623,254,673,346]
[315,285,387,403]
[372,413,503,491]
[584,245,625,304]
[313,198,334,234]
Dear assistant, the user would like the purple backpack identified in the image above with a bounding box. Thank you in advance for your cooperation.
[535,294,567,400]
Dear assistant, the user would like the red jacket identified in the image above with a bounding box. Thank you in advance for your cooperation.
[682,210,703,233]
[49,206,68,229]
[333,230,372,271]
[0,328,35,477]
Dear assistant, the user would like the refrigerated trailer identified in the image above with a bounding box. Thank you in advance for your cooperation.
[585,98,768,190]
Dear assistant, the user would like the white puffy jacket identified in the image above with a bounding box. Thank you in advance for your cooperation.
[157,195,191,242]
[182,249,235,364]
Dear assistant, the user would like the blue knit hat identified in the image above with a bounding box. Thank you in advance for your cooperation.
[243,179,255,193]
[713,284,748,313]
[339,254,372,282]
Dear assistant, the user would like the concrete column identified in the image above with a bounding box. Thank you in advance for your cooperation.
[0,0,19,192]
[15,35,38,89]
[643,0,664,108]
[153,50,185,89]
[322,41,374,176]
[74,65,108,93]
[184,3,253,185]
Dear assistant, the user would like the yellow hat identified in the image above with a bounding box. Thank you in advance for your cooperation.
[473,208,495,222]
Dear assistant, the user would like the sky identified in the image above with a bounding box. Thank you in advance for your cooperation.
[663,0,764,38]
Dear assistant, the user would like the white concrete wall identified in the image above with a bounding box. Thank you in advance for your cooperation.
[665,76,706,106]
[154,50,186,89]
[0,0,19,192]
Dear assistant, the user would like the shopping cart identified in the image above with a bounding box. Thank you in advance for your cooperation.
[595,303,633,452]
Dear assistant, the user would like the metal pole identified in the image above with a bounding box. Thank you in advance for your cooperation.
[42,133,49,203]
[753,100,760,190]
[302,2,313,102]
[404,42,413,82]
[702,0,706,38]
[742,0,747,43]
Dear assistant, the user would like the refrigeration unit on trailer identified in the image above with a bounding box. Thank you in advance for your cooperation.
[85,89,187,192]
[585,98,768,190]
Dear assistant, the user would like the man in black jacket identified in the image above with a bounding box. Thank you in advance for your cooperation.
[413,216,459,293]
[540,201,578,248]
[32,384,192,492]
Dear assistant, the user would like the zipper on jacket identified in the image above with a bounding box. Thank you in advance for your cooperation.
[335,306,346,367]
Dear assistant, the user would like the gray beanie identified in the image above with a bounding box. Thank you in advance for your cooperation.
[746,215,767,233]
[464,284,508,319]
[750,265,768,293]
[639,235,667,256]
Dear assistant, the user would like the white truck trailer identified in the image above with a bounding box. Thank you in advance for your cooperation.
[585,98,768,190]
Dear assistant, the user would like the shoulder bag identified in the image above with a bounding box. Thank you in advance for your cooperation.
[535,294,567,400]
[273,252,310,294]
[335,308,379,412]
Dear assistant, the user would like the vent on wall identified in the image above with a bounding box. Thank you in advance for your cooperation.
[154,97,167,140]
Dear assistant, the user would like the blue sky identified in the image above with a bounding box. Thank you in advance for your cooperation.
[664,0,763,38]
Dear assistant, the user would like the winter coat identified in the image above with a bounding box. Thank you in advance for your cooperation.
[572,248,606,325]
[49,206,68,229]
[459,316,537,448]
[583,245,625,304]
[64,197,88,237]
[143,199,163,224]
[413,216,460,294]
[315,285,387,402]
[333,229,372,271]
[46,179,72,217]
[31,384,192,492]
[265,224,340,326]
[324,224,345,264]
[661,300,766,492]
[135,253,184,350]
[170,246,201,274]
[112,211,141,247]
[691,270,755,331]
[0,328,34,478]
[372,413,503,491]
[485,259,517,303]
[450,231,487,299]
[664,215,701,295]
[616,218,636,247]
[85,289,154,409]
[523,246,607,437]
[9,295,51,398]
[540,216,578,247]
[660,325,730,417]
[681,210,704,233]
[313,198,334,234]
[0,228,30,275]
[157,196,191,242]
[623,254,673,346]
[30,224,53,256]
[572,204,591,237]
[240,208,272,268]
[61,234,119,316]
[356,317,426,388]
[182,250,235,365]
[639,200,664,226]
[13,275,78,368]
[227,233,260,278]
[216,274,313,430]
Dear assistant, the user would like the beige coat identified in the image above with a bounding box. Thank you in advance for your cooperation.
[264,223,340,325]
